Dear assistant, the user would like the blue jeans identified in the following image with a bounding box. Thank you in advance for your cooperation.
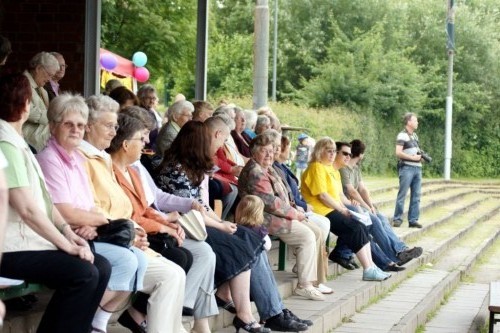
[375,212,407,254]
[250,251,284,320]
[393,165,422,224]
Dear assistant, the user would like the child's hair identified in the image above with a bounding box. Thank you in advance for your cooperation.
[235,195,265,227]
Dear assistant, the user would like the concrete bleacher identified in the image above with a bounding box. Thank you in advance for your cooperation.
[2,179,500,333]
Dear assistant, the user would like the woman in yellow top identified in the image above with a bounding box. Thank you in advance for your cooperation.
[301,137,389,281]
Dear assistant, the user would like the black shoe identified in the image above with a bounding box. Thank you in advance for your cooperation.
[233,316,271,332]
[4,296,34,311]
[182,306,194,316]
[118,310,146,333]
[215,294,237,314]
[349,258,360,269]
[397,246,423,266]
[384,264,406,272]
[283,308,313,326]
[392,219,403,227]
[329,253,356,270]
[409,222,423,228]
[264,312,308,332]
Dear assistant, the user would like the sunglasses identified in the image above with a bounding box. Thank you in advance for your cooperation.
[340,151,352,157]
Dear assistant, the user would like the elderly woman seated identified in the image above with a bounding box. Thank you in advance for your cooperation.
[238,133,329,300]
[36,93,148,333]
[22,51,60,151]
[0,73,111,333]
[78,95,188,333]
[300,137,391,281]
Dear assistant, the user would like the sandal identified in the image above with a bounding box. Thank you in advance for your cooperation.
[215,294,236,314]
[91,327,106,333]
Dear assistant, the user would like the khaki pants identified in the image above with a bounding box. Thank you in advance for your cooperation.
[141,254,186,333]
[278,220,328,284]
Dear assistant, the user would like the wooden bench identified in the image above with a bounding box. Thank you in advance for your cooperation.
[0,282,44,301]
[489,281,500,333]
[273,234,331,271]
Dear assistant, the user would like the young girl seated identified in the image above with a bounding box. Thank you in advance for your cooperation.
[235,195,272,251]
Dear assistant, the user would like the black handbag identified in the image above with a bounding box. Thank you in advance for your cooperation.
[148,233,178,253]
[95,219,136,248]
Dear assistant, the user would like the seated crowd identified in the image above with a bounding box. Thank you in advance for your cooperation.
[0,49,423,333]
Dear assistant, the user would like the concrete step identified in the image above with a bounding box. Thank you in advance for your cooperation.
[209,191,500,332]
[424,283,489,333]
[329,199,500,333]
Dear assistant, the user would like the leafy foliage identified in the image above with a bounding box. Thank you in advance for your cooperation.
[101,0,500,177]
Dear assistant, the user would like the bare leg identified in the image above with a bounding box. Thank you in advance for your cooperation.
[228,270,258,326]
[192,317,210,333]
[215,281,232,302]
[355,243,374,269]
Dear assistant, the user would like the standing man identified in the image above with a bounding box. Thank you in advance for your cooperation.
[393,113,423,228]
[44,52,67,101]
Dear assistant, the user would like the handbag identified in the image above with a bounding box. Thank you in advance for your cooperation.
[148,233,178,252]
[178,210,207,241]
[95,218,136,248]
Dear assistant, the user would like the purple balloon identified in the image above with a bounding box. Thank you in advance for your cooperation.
[100,53,118,71]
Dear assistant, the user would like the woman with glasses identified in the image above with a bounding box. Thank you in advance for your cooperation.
[22,52,60,152]
[238,133,327,301]
[36,93,148,333]
[78,95,188,333]
[0,73,111,333]
[300,137,390,281]
[137,84,162,151]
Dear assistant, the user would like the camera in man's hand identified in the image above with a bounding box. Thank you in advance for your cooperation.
[417,150,432,163]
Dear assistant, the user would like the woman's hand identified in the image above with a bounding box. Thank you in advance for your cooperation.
[296,211,306,221]
[341,207,351,217]
[74,226,98,240]
[65,242,94,263]
[160,225,184,246]
[191,201,206,215]
[220,221,237,234]
[134,228,150,251]
[164,211,180,222]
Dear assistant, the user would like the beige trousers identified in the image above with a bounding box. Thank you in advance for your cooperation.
[141,254,186,333]
[278,220,328,284]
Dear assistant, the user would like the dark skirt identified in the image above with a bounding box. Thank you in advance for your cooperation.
[205,225,265,287]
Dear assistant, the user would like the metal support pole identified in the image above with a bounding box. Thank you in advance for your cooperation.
[195,0,209,100]
[444,0,455,180]
[271,0,278,102]
[444,51,453,180]
[253,0,270,109]
[84,0,101,97]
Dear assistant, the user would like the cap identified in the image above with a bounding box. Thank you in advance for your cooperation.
[298,133,309,141]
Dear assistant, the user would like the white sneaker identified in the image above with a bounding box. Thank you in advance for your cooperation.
[294,285,326,301]
[316,283,334,294]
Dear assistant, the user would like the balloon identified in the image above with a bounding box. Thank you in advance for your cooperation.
[132,52,148,67]
[100,53,117,71]
[134,67,150,82]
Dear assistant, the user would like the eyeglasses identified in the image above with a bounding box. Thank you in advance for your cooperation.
[129,137,146,143]
[144,95,158,101]
[340,151,353,157]
[181,112,193,119]
[59,121,86,131]
[99,122,119,131]
[41,66,56,79]
[325,149,337,154]
[259,148,274,156]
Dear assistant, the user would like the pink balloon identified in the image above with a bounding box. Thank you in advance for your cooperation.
[100,53,117,71]
[134,67,150,83]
